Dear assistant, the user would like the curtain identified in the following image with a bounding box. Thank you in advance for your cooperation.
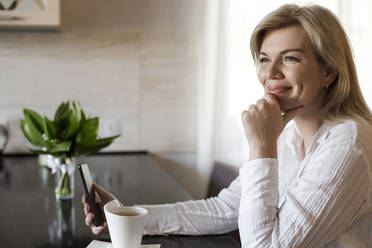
[197,0,372,196]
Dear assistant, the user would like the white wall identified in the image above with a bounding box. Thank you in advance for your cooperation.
[0,0,205,198]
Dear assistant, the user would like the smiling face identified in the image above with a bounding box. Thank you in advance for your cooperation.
[258,25,331,116]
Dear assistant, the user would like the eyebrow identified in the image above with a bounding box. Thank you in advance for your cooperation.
[259,48,304,56]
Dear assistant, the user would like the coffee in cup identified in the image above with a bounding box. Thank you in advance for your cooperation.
[104,200,148,248]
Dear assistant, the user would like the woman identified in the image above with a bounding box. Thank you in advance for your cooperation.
[83,4,372,247]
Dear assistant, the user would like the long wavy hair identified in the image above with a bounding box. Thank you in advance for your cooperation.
[250,4,372,125]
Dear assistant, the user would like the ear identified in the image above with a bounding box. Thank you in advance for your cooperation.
[323,66,338,88]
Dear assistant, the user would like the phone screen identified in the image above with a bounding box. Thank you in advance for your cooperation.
[80,163,93,194]
[78,163,104,226]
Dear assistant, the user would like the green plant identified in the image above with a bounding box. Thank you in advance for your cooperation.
[20,101,119,157]
[20,101,120,199]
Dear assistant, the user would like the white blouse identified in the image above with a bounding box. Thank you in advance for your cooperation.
[140,120,372,248]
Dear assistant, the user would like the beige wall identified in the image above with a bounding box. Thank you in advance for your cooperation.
[0,0,205,198]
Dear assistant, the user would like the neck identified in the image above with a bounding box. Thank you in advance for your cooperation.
[294,110,323,152]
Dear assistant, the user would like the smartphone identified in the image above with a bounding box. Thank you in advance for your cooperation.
[77,163,104,227]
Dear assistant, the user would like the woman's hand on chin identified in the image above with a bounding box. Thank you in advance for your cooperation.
[241,93,303,160]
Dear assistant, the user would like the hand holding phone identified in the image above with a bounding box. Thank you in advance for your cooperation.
[78,163,104,227]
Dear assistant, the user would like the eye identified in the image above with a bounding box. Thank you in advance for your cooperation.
[283,56,299,63]
[259,57,270,63]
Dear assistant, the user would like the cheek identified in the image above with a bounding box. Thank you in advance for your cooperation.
[285,69,306,93]
[257,69,266,86]
[292,80,324,107]
[285,68,301,82]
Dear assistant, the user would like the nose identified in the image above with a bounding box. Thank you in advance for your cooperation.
[266,62,284,80]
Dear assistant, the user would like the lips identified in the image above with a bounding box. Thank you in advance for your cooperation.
[267,85,292,94]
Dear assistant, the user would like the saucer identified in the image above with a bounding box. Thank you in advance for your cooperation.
[87,240,161,248]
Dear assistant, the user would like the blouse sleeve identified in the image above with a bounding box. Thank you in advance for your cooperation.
[238,133,369,247]
[140,175,241,235]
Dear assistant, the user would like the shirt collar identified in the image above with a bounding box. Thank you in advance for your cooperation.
[286,121,332,159]
[311,121,332,145]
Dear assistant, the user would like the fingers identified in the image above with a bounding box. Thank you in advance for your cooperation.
[85,212,95,227]
[255,99,266,105]
[82,194,91,215]
[93,183,116,202]
[250,94,280,112]
[85,212,108,235]
[92,222,108,235]
[248,104,256,113]
[92,182,106,195]
[263,93,279,105]
[92,183,108,201]
[82,194,89,204]
[244,93,301,127]
[84,203,91,215]
[241,105,255,124]
[83,190,108,236]
[245,94,278,112]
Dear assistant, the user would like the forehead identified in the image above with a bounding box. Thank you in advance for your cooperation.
[260,25,313,54]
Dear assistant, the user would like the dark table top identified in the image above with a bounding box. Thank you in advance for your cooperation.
[0,154,240,248]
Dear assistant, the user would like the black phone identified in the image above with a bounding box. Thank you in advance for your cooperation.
[77,163,104,227]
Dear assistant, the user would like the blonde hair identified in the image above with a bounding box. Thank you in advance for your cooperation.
[250,4,372,125]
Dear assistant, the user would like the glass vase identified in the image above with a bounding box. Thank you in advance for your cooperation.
[53,157,76,200]
[48,199,75,245]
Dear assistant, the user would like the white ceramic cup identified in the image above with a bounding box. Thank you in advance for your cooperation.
[104,200,148,248]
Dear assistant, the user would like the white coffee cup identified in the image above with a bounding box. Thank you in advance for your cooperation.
[104,200,148,248]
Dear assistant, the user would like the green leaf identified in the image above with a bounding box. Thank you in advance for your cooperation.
[50,152,64,157]
[88,135,120,154]
[43,116,57,140]
[67,141,78,158]
[20,120,40,146]
[72,101,82,124]
[22,115,49,148]
[58,109,73,140]
[81,109,87,122]
[27,148,49,154]
[21,101,120,157]
[76,117,99,148]
[54,101,70,124]
[65,111,79,139]
[23,108,44,134]
[49,141,72,153]
[54,101,70,137]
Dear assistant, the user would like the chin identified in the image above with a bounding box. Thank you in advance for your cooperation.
[278,99,300,113]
